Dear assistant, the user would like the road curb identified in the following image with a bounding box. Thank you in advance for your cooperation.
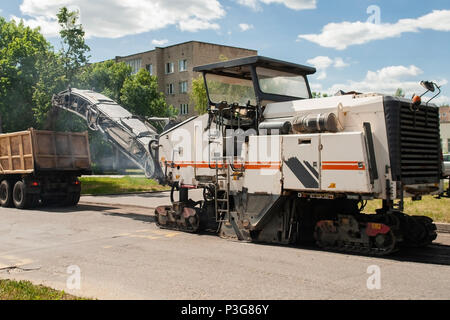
[436,223,450,234]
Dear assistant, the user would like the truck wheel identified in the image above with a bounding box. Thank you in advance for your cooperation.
[0,180,13,207]
[63,192,80,206]
[12,180,34,209]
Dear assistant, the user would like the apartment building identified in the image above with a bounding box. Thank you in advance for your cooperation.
[115,41,257,119]
[440,106,450,153]
[440,105,450,123]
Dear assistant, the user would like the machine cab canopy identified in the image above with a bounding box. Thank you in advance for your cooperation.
[193,55,316,107]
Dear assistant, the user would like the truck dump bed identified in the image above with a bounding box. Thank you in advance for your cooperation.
[0,129,91,174]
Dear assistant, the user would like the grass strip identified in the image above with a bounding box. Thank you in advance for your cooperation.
[80,176,170,195]
[0,279,89,300]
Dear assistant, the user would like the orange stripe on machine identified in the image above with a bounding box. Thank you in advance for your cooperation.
[322,161,366,171]
[163,161,281,170]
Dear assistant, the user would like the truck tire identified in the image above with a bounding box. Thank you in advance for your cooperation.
[63,192,80,206]
[12,180,35,209]
[0,180,13,207]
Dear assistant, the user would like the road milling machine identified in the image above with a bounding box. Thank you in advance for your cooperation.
[52,56,444,255]
[154,56,442,255]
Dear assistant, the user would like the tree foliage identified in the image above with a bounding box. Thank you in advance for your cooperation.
[75,60,132,102]
[312,92,329,99]
[0,17,52,132]
[190,75,208,115]
[395,88,405,97]
[120,68,176,118]
[56,7,90,83]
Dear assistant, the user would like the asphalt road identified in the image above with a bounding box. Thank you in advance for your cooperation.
[0,192,449,299]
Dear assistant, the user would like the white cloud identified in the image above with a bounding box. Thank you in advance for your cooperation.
[236,0,261,11]
[307,56,332,80]
[178,19,220,32]
[239,23,254,31]
[429,94,450,106]
[333,57,349,68]
[307,56,349,80]
[309,82,323,92]
[237,0,316,11]
[307,56,333,69]
[12,0,226,38]
[317,64,449,104]
[10,14,60,37]
[152,39,169,46]
[327,65,425,94]
[298,9,450,50]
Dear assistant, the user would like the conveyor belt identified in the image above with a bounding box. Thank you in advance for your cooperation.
[52,88,163,181]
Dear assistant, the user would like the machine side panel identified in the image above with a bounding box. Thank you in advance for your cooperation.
[159,115,215,185]
[282,134,320,190]
[321,132,372,193]
[243,135,282,195]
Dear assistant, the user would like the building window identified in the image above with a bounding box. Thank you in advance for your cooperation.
[179,59,187,72]
[125,58,142,75]
[146,64,153,75]
[165,62,174,74]
[179,81,188,93]
[167,83,174,95]
[180,104,189,115]
[448,139,450,153]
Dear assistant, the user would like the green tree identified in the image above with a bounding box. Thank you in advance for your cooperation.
[76,60,131,102]
[0,17,52,132]
[395,88,405,97]
[312,92,329,99]
[190,75,208,114]
[57,7,90,83]
[32,50,67,128]
[32,6,91,131]
[120,68,177,119]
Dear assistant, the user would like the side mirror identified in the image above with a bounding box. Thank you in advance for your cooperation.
[420,81,435,93]
[418,80,441,106]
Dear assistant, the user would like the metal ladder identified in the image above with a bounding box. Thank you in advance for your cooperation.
[214,160,231,223]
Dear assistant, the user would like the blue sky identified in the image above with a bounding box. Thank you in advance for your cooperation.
[1,0,449,104]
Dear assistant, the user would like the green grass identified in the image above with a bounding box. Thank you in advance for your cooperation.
[124,169,145,174]
[362,196,450,223]
[363,181,450,223]
[0,279,88,300]
[80,176,170,195]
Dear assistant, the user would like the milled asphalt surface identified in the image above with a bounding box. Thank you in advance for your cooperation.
[0,191,449,300]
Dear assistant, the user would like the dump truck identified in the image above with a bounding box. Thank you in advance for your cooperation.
[0,129,91,209]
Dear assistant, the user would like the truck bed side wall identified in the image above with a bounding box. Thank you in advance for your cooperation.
[0,129,91,176]
[32,129,91,173]
[0,130,34,174]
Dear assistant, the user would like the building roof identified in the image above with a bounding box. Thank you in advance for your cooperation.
[115,40,257,60]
